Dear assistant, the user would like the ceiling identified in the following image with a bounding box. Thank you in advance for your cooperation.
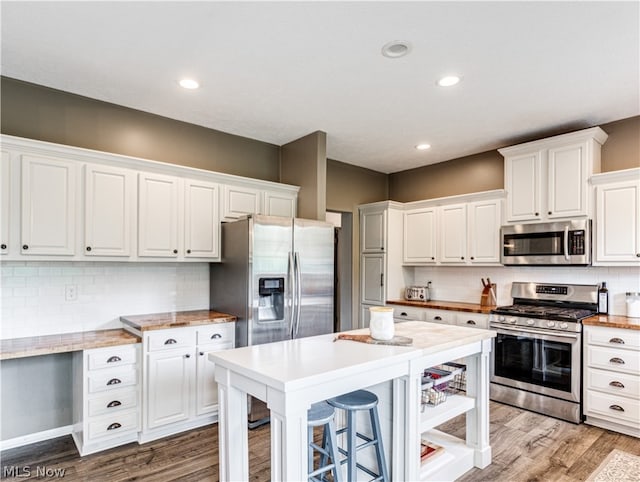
[1,1,638,174]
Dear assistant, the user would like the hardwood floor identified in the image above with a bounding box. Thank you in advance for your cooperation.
[1,402,638,481]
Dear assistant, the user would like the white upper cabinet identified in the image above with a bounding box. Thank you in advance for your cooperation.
[439,203,467,264]
[504,151,542,222]
[468,198,502,264]
[262,190,297,218]
[221,184,261,221]
[1,151,10,255]
[84,164,135,257]
[184,180,220,260]
[592,170,640,265]
[361,208,386,252]
[500,127,608,223]
[21,155,77,255]
[403,207,437,264]
[138,173,179,258]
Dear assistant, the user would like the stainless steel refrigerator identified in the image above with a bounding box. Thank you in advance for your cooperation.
[210,215,334,425]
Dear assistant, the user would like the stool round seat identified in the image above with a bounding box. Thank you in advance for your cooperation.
[328,389,379,411]
[307,401,335,427]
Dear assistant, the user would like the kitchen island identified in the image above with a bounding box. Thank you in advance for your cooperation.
[210,321,495,481]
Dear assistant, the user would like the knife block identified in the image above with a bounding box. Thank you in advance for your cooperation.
[480,283,497,306]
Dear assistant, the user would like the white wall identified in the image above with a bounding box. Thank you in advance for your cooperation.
[411,265,639,316]
[0,261,210,339]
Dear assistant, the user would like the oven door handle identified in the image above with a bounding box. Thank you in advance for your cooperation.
[563,226,570,261]
[491,324,579,339]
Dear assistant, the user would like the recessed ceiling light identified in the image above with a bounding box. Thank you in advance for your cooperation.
[381,40,411,58]
[416,144,431,151]
[179,78,200,90]
[437,75,461,87]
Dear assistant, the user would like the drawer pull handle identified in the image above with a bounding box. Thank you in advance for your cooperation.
[609,337,625,345]
[609,357,625,365]
[164,338,177,345]
[609,404,625,412]
[466,320,476,325]
[609,381,625,389]
[211,334,222,339]
[107,400,122,408]
[434,316,442,321]
[107,378,122,386]
[107,356,121,363]
[107,422,122,431]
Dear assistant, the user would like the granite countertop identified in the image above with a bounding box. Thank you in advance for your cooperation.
[120,309,237,331]
[387,299,495,314]
[0,329,139,361]
[583,314,640,330]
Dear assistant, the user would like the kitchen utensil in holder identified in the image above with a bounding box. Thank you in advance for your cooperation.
[480,283,497,306]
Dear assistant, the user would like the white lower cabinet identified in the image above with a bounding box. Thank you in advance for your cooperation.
[141,323,235,442]
[72,343,141,456]
[583,325,640,437]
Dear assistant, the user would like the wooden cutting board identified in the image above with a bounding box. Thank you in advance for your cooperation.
[334,333,413,346]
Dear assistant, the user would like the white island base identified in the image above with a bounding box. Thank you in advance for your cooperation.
[210,321,495,481]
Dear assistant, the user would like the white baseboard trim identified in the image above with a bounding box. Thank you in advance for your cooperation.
[0,425,73,451]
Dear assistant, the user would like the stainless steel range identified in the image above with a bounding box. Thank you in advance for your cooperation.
[489,282,598,423]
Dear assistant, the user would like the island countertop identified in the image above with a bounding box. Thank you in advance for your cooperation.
[120,309,236,331]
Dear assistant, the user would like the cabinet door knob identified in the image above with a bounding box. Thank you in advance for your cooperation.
[609,381,625,389]
[0,244,6,250]
[636,253,640,258]
[186,249,191,254]
[22,244,29,250]
[609,357,625,365]
[107,422,122,431]
[185,353,191,358]
[470,256,474,260]
[431,257,435,260]
[609,337,625,345]
[461,256,464,260]
[107,356,122,363]
[86,246,92,252]
[548,211,552,215]
[164,338,177,345]
[535,212,539,216]
[609,404,625,412]
[211,333,222,339]
[107,378,122,386]
[173,249,178,254]
[199,351,205,356]
[107,400,122,408]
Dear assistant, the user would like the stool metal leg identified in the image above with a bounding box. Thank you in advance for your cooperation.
[327,417,343,482]
[347,409,357,481]
[369,407,389,482]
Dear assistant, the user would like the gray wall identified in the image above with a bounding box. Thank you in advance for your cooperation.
[1,354,72,440]
[0,77,281,182]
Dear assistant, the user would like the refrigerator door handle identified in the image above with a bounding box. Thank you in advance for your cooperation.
[293,251,302,337]
[288,251,296,338]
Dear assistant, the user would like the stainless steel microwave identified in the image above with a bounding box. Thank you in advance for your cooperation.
[500,220,591,266]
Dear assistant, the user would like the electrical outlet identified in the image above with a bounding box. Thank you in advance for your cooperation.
[65,284,78,301]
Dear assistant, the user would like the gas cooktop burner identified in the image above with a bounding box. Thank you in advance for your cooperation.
[492,304,595,321]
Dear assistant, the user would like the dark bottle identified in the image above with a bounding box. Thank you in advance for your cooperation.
[598,282,609,314]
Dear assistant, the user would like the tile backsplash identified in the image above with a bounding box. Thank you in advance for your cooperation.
[411,265,640,316]
[0,261,209,339]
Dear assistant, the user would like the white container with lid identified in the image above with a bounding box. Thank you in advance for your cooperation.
[626,292,640,318]
[369,306,395,340]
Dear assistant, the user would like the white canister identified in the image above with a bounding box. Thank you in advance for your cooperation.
[369,306,395,340]
[626,292,640,318]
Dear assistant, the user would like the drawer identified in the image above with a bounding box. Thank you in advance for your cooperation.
[197,323,235,346]
[88,367,137,394]
[423,309,455,325]
[87,344,137,371]
[88,388,138,417]
[392,306,425,322]
[147,328,196,352]
[586,325,640,350]
[456,313,489,329]
[585,390,640,426]
[87,409,138,441]
[586,345,640,375]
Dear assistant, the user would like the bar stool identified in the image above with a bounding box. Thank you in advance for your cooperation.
[307,401,342,482]
[328,390,389,482]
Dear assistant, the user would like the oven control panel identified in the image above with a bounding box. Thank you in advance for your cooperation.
[490,314,582,333]
[535,285,568,295]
